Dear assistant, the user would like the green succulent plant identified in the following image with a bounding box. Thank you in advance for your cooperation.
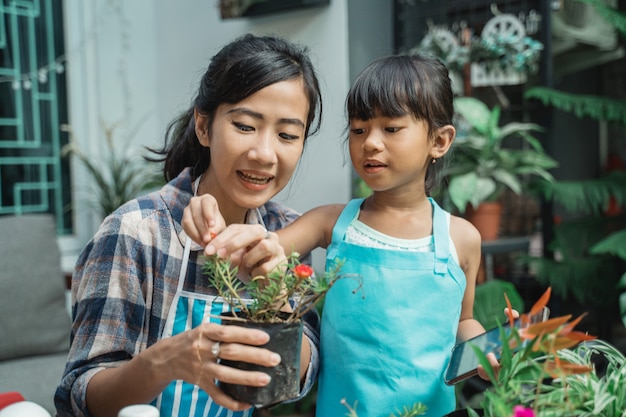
[203,252,358,323]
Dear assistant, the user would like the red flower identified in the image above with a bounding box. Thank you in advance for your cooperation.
[293,264,314,279]
[512,405,535,417]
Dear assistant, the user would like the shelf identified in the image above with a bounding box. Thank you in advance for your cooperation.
[221,0,330,19]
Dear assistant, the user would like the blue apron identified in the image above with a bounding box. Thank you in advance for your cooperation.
[154,235,253,417]
[154,176,261,417]
[316,198,466,417]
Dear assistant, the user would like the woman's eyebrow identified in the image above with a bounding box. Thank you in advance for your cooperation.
[227,108,304,128]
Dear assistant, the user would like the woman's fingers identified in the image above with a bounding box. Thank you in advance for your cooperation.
[182,195,225,245]
[243,232,287,277]
[204,224,268,257]
[192,323,283,410]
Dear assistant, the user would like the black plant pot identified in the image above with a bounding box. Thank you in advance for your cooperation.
[219,314,303,408]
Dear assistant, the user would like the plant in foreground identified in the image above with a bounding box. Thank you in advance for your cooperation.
[342,398,427,417]
[203,251,360,323]
[467,287,626,417]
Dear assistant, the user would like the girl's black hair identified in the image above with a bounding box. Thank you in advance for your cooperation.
[346,54,454,193]
[147,34,323,181]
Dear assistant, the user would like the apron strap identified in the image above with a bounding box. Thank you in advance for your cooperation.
[331,198,363,243]
[327,199,363,260]
[430,197,451,275]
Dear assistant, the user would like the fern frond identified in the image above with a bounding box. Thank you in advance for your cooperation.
[591,229,626,260]
[524,87,626,125]
[542,172,626,215]
[528,256,620,307]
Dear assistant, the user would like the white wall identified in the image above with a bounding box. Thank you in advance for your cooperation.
[61,0,352,271]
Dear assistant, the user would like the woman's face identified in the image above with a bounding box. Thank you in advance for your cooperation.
[195,79,309,223]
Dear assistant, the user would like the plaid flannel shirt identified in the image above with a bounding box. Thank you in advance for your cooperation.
[54,167,319,417]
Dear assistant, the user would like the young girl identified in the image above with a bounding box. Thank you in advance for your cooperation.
[186,54,492,417]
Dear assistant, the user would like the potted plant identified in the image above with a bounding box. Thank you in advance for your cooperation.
[202,252,360,408]
[520,0,626,342]
[61,121,163,218]
[439,96,558,239]
[464,287,626,417]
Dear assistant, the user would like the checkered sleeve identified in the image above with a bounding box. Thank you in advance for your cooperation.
[55,208,160,417]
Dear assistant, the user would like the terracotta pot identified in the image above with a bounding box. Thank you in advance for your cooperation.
[465,202,502,241]
[219,314,303,408]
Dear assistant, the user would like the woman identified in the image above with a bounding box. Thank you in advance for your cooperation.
[55,33,322,417]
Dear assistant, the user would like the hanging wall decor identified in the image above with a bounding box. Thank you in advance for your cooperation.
[470,13,543,87]
[411,9,544,89]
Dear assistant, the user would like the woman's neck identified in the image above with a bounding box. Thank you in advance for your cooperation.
[196,173,248,226]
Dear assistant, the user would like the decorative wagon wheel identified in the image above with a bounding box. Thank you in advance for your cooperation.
[481,13,527,41]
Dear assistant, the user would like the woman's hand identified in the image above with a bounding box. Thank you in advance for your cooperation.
[183,195,286,278]
[183,194,227,246]
[206,224,286,279]
[149,322,282,411]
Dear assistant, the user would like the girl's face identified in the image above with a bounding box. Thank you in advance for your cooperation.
[349,114,443,196]
[195,79,309,223]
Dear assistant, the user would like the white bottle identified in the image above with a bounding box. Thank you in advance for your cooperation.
[118,404,160,417]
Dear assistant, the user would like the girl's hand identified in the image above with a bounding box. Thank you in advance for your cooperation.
[477,307,521,381]
[182,194,227,246]
[477,352,501,381]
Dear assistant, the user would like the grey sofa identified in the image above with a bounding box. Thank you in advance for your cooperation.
[0,214,71,415]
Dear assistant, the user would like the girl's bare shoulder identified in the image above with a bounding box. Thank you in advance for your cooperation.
[449,214,481,251]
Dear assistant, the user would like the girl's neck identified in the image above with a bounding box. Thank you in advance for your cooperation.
[360,193,433,239]
[365,191,430,213]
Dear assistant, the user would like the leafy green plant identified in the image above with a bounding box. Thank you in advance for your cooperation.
[441,97,558,213]
[522,0,626,333]
[61,121,162,217]
[342,398,427,417]
[203,252,359,323]
[468,288,626,417]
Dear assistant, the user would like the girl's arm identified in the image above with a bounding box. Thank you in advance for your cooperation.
[449,215,485,341]
[276,204,344,256]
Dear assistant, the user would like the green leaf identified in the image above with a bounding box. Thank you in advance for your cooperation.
[590,229,626,260]
[473,279,524,330]
[491,169,522,194]
[454,97,493,134]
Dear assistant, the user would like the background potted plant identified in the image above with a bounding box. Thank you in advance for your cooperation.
[438,96,558,240]
[61,121,163,218]
[520,0,626,344]
[203,252,359,408]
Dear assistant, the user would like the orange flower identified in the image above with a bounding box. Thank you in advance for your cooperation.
[544,358,594,377]
[293,264,314,279]
[507,287,594,350]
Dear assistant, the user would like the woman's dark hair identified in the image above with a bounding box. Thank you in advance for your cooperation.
[345,54,454,193]
[148,34,323,181]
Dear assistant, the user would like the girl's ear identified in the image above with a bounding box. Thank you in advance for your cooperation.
[194,108,210,148]
[431,125,455,159]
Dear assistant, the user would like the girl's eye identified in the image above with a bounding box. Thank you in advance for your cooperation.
[233,121,253,132]
[350,128,365,135]
[385,127,401,133]
[279,133,300,141]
